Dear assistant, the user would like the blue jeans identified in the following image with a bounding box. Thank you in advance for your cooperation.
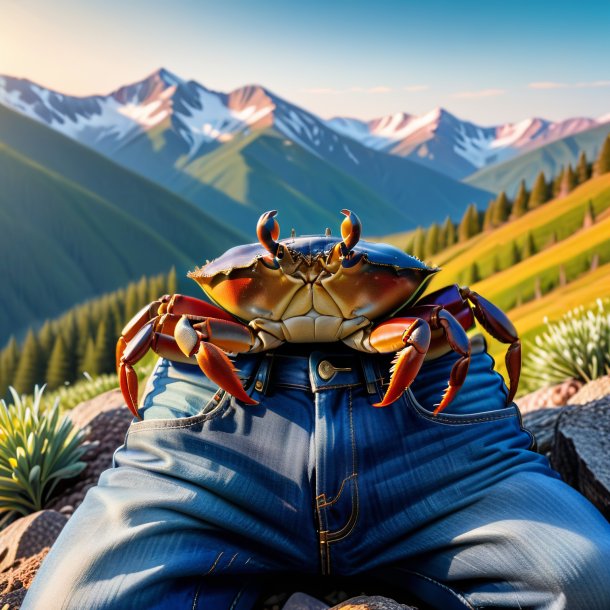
[23,347,610,609]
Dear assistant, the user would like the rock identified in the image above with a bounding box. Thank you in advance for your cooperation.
[551,397,610,520]
[522,407,567,456]
[0,511,67,575]
[46,389,131,514]
[568,375,610,405]
[0,547,49,609]
[517,379,583,415]
[283,592,330,609]
[331,596,416,610]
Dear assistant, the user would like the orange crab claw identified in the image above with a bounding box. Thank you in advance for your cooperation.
[257,210,281,257]
[373,344,427,407]
[195,342,258,406]
[119,362,141,419]
[371,318,431,407]
[432,355,470,415]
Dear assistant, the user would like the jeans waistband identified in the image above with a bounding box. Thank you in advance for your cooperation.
[239,350,387,396]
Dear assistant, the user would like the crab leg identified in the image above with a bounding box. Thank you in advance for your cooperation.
[460,287,521,403]
[429,307,471,415]
[118,321,155,419]
[174,315,258,405]
[369,317,431,407]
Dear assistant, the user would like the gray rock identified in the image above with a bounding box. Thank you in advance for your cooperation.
[283,592,330,609]
[331,595,416,610]
[551,397,610,519]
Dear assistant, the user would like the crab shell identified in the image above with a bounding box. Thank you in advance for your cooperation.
[188,236,439,330]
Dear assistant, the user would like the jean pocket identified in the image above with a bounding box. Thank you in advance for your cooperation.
[404,388,520,426]
[127,358,232,431]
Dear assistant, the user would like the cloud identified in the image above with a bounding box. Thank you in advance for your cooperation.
[529,80,610,90]
[300,86,393,95]
[451,88,506,99]
[402,84,429,92]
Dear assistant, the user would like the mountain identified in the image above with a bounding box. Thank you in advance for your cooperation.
[0,104,248,345]
[327,108,605,180]
[0,69,494,233]
[465,122,610,196]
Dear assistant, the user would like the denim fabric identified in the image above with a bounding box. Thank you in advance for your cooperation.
[23,348,610,610]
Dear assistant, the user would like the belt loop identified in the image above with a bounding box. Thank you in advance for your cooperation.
[359,354,380,395]
[252,353,274,396]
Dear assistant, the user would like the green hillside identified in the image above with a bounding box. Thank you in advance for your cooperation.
[413,174,610,385]
[181,127,419,235]
[465,123,610,196]
[114,123,494,235]
[0,105,245,255]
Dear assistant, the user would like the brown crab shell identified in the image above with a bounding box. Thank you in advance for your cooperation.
[188,236,439,324]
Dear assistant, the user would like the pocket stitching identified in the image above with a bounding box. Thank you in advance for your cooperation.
[127,391,232,433]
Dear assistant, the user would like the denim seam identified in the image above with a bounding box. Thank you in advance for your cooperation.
[317,473,357,508]
[127,393,232,434]
[327,389,360,543]
[314,382,363,391]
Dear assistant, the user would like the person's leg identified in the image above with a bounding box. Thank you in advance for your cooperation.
[22,357,319,610]
[328,348,610,609]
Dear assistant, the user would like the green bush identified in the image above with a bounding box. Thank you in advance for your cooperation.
[522,299,610,392]
[0,386,87,529]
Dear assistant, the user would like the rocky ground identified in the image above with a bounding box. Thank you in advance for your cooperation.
[2,376,610,609]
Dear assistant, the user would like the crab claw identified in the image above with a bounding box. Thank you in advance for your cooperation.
[195,342,258,406]
[432,355,470,415]
[257,210,281,257]
[339,209,361,256]
[373,319,430,407]
[119,362,141,419]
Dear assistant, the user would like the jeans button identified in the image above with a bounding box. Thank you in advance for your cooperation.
[318,360,352,380]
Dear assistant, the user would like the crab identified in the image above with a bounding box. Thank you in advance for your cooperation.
[116,210,521,420]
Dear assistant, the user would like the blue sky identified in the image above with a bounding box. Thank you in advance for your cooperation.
[2,0,609,124]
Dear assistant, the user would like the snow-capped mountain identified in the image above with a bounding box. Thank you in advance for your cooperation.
[328,109,605,179]
[0,68,497,235]
[1,68,606,182]
[0,68,363,164]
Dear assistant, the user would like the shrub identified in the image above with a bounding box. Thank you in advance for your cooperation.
[0,386,87,529]
[521,299,610,392]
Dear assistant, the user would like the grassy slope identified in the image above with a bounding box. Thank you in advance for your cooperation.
[181,127,426,236]
[412,174,610,384]
[428,174,610,292]
[465,123,610,196]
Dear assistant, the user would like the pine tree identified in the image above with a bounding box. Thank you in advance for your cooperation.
[441,216,456,249]
[81,337,98,377]
[576,151,590,184]
[583,199,596,228]
[37,321,56,365]
[511,181,528,219]
[75,308,93,371]
[560,164,577,196]
[13,331,42,395]
[492,191,511,226]
[522,232,537,258]
[136,276,149,312]
[595,134,610,175]
[423,223,440,260]
[482,200,495,231]
[46,335,71,390]
[507,241,521,266]
[411,227,425,260]
[458,204,480,242]
[93,316,116,376]
[0,337,19,398]
[124,282,140,322]
[528,171,549,209]
[167,267,178,295]
[552,167,564,198]
[463,262,480,284]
